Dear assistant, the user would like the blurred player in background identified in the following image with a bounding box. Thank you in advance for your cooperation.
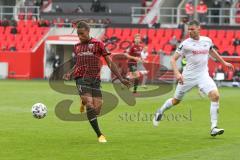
[63,21,131,143]
[124,34,143,95]
[153,20,234,137]
[139,45,149,88]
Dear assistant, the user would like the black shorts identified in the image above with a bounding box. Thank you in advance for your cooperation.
[128,63,137,72]
[75,77,102,97]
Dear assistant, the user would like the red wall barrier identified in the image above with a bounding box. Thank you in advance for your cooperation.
[30,43,44,79]
[0,43,45,79]
[0,52,31,79]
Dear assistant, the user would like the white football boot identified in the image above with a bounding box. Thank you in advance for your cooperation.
[153,112,163,127]
[210,127,224,137]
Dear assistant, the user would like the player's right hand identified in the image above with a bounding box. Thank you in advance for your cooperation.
[176,73,184,85]
[224,62,234,71]
[63,73,71,80]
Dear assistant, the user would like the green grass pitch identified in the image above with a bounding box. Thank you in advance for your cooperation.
[0,80,240,160]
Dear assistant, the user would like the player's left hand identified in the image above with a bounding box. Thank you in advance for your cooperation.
[224,62,234,71]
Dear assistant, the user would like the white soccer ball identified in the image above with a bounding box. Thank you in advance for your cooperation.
[31,103,47,119]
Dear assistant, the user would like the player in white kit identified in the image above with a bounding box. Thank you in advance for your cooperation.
[153,20,234,136]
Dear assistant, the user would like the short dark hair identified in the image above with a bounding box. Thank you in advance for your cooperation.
[188,20,200,26]
[76,21,90,31]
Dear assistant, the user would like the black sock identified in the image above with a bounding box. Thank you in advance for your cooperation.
[133,78,139,93]
[86,106,102,137]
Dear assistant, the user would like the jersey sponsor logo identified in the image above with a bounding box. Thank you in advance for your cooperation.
[192,50,209,55]
[79,51,94,56]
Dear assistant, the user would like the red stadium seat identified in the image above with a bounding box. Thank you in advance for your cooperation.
[0,20,49,51]
[122,30,131,39]
[105,28,114,36]
[173,29,182,40]
[8,34,15,41]
[226,30,235,39]
[163,44,173,55]
[159,37,169,45]
[26,20,34,28]
[221,39,231,46]
[2,34,8,41]
[114,28,123,37]
[226,46,235,55]
[200,29,208,36]
[164,29,173,38]
[208,30,217,38]
[217,46,225,54]
[216,30,226,39]
[236,30,240,38]
[0,27,4,34]
[18,20,26,27]
[148,29,156,37]
[131,28,139,36]
[156,29,164,37]
[212,38,220,45]
[4,27,11,34]
[155,43,163,51]
[139,28,148,36]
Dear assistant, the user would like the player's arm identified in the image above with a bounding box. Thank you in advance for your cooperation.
[171,52,184,84]
[209,48,234,70]
[63,64,76,80]
[124,53,141,62]
[124,50,141,62]
[104,55,131,88]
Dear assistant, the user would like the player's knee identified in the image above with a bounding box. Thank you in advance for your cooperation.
[172,98,181,105]
[95,102,102,109]
[209,91,220,102]
[84,99,93,107]
[81,95,93,106]
[211,93,220,102]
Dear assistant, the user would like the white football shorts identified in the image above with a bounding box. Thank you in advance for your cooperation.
[174,74,217,100]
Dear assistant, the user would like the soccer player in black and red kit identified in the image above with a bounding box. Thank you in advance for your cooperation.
[125,34,143,94]
[63,21,131,143]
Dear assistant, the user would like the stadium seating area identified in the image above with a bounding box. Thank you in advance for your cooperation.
[0,20,49,52]
[104,27,240,56]
[104,28,182,55]
[200,29,240,56]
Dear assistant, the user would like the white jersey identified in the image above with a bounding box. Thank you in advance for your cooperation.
[176,36,213,80]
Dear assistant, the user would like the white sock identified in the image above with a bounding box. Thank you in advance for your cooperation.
[141,75,147,86]
[210,101,219,130]
[157,98,174,114]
